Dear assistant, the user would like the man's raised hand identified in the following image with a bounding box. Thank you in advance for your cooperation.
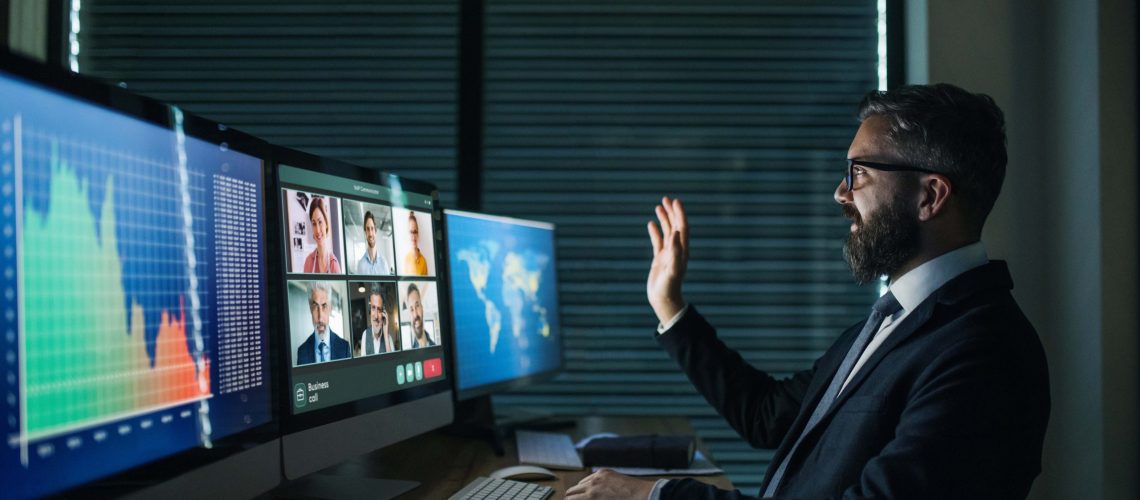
[647,196,689,325]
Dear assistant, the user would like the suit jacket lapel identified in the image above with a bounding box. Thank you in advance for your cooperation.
[761,321,864,487]
[825,298,935,412]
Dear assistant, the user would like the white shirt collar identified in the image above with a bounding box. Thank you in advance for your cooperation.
[888,241,989,313]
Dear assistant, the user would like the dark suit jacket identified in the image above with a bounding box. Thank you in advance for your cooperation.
[296,330,351,365]
[657,261,1050,499]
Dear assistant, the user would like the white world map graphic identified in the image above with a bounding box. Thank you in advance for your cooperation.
[456,240,550,354]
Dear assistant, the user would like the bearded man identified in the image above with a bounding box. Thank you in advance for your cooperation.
[568,84,1051,500]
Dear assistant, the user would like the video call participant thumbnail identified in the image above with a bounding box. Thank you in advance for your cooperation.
[350,282,400,357]
[344,200,395,276]
[400,281,441,349]
[284,189,345,274]
[393,208,435,277]
[290,280,351,366]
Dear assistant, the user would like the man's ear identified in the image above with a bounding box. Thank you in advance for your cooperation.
[917,174,952,221]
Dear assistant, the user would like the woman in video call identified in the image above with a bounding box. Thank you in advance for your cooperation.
[304,197,341,273]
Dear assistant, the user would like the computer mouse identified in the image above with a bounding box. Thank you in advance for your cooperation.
[489,464,558,481]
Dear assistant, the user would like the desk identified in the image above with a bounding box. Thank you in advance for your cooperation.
[319,416,733,499]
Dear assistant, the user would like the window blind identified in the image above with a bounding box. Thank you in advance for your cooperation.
[481,1,880,493]
[78,0,458,205]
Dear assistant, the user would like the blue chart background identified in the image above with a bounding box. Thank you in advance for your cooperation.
[447,213,561,393]
[0,70,270,498]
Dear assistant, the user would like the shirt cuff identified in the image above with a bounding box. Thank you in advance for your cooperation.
[656,305,689,335]
[648,479,670,500]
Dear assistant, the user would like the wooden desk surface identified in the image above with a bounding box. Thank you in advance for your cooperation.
[321,416,733,499]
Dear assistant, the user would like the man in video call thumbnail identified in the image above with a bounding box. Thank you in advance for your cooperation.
[296,281,350,365]
[357,210,391,275]
[406,282,434,348]
[361,284,399,355]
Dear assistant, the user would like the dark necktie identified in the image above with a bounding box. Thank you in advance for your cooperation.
[763,292,902,497]
[318,340,329,362]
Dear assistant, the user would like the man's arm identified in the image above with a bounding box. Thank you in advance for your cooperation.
[646,196,813,447]
[657,306,814,449]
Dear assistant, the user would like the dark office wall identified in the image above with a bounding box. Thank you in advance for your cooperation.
[78,0,459,206]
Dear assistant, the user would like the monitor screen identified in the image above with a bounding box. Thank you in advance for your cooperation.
[274,152,452,481]
[444,210,562,400]
[0,57,274,498]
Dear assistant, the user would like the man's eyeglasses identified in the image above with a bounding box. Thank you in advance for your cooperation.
[844,159,941,192]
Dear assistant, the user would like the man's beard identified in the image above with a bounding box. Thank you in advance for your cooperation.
[414,318,424,337]
[842,198,920,285]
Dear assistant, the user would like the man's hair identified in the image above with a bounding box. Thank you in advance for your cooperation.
[368,284,384,305]
[406,282,420,301]
[858,83,1007,231]
[363,210,375,228]
[309,281,330,300]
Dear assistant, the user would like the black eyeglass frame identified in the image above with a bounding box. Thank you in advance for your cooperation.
[844,158,944,192]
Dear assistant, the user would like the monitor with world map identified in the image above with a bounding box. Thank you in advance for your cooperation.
[443,209,563,400]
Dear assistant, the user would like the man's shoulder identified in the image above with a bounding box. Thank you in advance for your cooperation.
[297,333,316,349]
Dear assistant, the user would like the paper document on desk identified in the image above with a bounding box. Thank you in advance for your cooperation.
[590,451,723,476]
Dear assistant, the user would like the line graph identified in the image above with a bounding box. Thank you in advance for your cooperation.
[15,116,211,443]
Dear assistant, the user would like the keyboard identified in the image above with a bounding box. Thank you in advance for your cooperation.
[515,430,584,470]
[449,477,553,500]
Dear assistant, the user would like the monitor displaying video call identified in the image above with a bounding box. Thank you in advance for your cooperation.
[278,166,446,415]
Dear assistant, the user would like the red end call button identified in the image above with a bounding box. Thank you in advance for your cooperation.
[424,358,443,379]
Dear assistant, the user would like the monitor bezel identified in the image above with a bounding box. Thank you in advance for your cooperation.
[269,145,454,436]
[441,208,566,402]
[0,49,282,498]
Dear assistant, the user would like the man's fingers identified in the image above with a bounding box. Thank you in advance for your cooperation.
[655,204,673,236]
[672,198,688,244]
[566,473,595,497]
[670,230,684,261]
[648,221,663,254]
[566,483,585,497]
[660,196,675,227]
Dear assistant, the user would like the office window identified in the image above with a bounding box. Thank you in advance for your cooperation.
[483,1,880,493]
[78,0,458,205]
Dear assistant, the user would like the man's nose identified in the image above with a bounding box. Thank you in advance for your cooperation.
[834,178,852,205]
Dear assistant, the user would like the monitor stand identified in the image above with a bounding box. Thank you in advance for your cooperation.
[445,395,575,455]
[283,474,418,500]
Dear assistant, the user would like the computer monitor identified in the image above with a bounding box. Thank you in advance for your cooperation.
[443,210,563,401]
[0,52,280,499]
[272,146,453,497]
